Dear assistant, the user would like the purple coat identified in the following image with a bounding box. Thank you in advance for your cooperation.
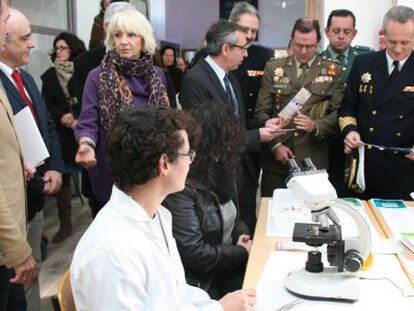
[75,66,166,203]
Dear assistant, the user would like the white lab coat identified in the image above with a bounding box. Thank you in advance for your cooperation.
[71,186,222,311]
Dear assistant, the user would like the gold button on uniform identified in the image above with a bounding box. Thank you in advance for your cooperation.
[399,115,404,119]
[396,132,402,137]
[367,145,372,150]
[372,110,377,115]
[294,132,299,137]
[369,127,374,132]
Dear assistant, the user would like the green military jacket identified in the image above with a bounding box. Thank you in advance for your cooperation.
[255,55,345,175]
[319,45,374,80]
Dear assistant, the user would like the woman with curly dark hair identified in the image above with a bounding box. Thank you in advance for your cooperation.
[41,32,86,243]
[160,45,184,94]
[163,101,252,299]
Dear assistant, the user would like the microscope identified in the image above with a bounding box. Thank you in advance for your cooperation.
[283,158,371,301]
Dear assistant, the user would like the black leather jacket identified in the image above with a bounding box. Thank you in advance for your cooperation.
[163,179,250,290]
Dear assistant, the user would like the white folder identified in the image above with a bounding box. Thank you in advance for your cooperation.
[14,106,50,167]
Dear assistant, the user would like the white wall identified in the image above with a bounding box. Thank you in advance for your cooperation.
[260,0,306,48]
[148,0,166,40]
[75,0,149,48]
[323,0,393,50]
[75,0,97,47]
[398,0,414,6]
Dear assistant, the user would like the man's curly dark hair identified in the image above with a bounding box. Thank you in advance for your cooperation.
[106,106,195,191]
[187,101,245,195]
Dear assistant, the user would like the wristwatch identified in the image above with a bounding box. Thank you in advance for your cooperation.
[80,140,95,150]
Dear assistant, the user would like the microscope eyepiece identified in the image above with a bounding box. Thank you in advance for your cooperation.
[302,158,317,171]
[288,159,301,174]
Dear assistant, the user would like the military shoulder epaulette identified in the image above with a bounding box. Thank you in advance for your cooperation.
[320,56,341,64]
[354,45,374,51]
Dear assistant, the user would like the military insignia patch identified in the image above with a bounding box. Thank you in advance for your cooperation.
[328,63,336,76]
[247,70,264,77]
[361,72,372,83]
[402,86,414,92]
[274,67,284,77]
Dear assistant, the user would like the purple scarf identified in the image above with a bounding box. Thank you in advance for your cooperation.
[98,50,169,132]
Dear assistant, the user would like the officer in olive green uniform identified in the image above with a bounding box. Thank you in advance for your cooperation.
[255,54,345,196]
[320,9,374,196]
[320,45,373,80]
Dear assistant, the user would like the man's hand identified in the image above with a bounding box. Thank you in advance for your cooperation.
[237,234,252,254]
[294,112,315,133]
[344,131,363,154]
[60,113,75,128]
[219,289,256,311]
[24,163,36,181]
[75,144,97,168]
[42,170,62,195]
[273,144,294,165]
[9,255,36,285]
[259,127,285,142]
[406,152,414,161]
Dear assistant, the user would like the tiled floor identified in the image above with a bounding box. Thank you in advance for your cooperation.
[39,197,92,310]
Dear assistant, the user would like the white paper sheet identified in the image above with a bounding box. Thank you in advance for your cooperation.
[254,251,414,310]
[14,106,49,167]
[267,194,381,242]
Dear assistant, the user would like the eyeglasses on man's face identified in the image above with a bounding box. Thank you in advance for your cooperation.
[292,41,318,51]
[178,149,196,163]
[229,43,250,52]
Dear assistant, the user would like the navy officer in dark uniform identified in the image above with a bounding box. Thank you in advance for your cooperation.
[339,5,414,200]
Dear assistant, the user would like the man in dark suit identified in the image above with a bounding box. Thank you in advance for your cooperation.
[339,5,414,200]
[0,8,63,310]
[180,19,283,232]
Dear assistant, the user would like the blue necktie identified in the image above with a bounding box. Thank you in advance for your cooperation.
[223,75,239,117]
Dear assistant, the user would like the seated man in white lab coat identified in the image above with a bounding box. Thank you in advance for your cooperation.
[70,106,257,310]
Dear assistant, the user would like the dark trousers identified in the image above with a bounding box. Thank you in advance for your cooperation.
[237,153,261,234]
[327,136,346,197]
[260,169,287,198]
[208,269,244,300]
[0,266,27,311]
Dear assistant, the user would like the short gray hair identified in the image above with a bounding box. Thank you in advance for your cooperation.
[205,19,247,56]
[382,5,414,31]
[104,2,136,24]
[229,1,260,22]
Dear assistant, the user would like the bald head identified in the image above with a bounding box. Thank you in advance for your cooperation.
[0,0,9,48]
[0,8,34,68]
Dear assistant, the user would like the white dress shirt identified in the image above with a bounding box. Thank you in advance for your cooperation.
[0,61,33,101]
[385,51,409,74]
[71,185,222,311]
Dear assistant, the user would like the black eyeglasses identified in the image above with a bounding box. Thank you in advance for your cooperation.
[230,43,250,52]
[178,150,196,163]
[54,46,70,52]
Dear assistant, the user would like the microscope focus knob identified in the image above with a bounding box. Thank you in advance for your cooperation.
[305,251,324,273]
[344,250,364,273]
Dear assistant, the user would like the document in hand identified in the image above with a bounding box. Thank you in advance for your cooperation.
[14,106,49,167]
[278,87,311,118]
